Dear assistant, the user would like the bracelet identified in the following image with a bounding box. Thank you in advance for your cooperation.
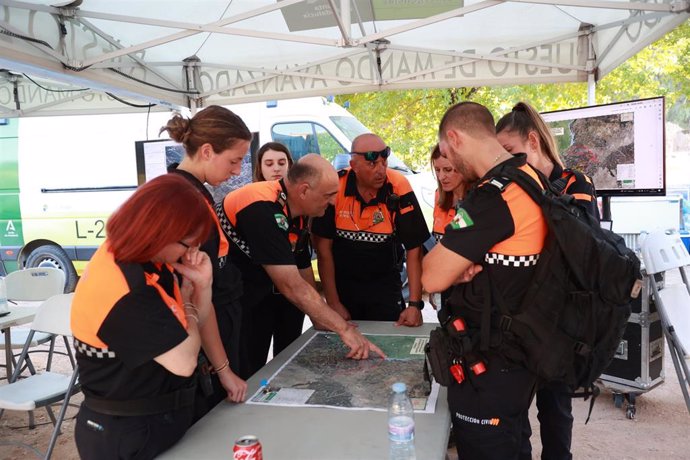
[183,302,198,312]
[185,313,199,324]
[213,359,230,374]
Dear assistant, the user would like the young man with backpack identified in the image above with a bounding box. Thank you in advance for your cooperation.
[425,102,640,459]
[423,101,548,459]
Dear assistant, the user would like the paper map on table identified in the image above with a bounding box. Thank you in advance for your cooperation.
[247,333,440,413]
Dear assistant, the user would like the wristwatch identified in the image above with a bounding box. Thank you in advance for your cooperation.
[407,300,424,310]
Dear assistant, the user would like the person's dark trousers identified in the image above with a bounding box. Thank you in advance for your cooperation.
[241,291,305,379]
[519,412,533,460]
[193,298,244,422]
[75,403,194,460]
[238,295,257,380]
[272,294,305,358]
[337,279,404,321]
[216,298,243,375]
[192,371,226,423]
[448,354,536,460]
[536,382,574,460]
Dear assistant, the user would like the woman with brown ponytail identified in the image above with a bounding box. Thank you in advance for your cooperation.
[496,101,599,460]
[160,105,251,417]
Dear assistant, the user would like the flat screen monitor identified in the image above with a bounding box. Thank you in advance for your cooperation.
[134,139,185,185]
[540,97,665,197]
[134,138,256,201]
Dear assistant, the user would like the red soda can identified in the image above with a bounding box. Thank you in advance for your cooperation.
[233,435,263,460]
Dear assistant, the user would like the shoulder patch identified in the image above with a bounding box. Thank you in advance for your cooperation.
[274,213,289,231]
[450,207,474,229]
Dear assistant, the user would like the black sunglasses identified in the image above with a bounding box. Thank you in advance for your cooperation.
[351,146,391,162]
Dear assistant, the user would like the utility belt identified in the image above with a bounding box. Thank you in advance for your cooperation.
[425,296,528,387]
[424,314,489,388]
[83,384,196,417]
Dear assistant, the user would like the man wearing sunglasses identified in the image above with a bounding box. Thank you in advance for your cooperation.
[312,133,430,327]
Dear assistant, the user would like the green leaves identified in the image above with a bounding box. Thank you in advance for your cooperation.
[336,21,690,171]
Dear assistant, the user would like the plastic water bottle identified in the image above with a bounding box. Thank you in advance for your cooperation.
[388,382,416,460]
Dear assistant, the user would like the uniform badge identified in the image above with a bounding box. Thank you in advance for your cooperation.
[274,213,289,231]
[450,208,474,229]
[372,209,384,225]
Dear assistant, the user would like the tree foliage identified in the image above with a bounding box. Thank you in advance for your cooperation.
[336,20,690,170]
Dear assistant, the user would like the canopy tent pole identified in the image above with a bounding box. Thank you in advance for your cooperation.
[588,73,596,105]
[340,0,351,38]
[183,56,202,113]
[586,25,597,106]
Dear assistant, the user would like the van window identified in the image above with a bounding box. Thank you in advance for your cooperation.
[387,154,414,175]
[330,116,369,142]
[271,122,346,162]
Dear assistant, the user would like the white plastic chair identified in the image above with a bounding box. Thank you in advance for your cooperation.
[0,268,72,374]
[640,230,690,414]
[0,293,80,459]
[4,267,66,301]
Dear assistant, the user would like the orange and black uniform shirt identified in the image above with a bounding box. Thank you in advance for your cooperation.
[432,190,457,243]
[549,164,599,220]
[216,179,311,308]
[71,243,192,401]
[169,167,243,304]
[443,154,547,321]
[311,168,429,292]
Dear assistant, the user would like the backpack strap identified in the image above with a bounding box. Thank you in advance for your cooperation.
[492,163,555,206]
[550,169,575,195]
[485,176,512,191]
[570,383,601,424]
[479,173,541,353]
[479,269,491,352]
[479,166,553,356]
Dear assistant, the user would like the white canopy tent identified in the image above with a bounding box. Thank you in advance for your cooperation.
[0,0,688,116]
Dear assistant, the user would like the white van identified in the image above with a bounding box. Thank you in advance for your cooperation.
[0,110,172,291]
[1,97,434,290]
[203,97,435,216]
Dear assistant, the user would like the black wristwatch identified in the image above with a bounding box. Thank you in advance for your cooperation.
[407,300,424,310]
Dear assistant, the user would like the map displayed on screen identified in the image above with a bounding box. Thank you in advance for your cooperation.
[548,112,635,190]
[541,97,665,196]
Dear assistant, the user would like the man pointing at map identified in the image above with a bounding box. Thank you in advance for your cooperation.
[217,154,385,378]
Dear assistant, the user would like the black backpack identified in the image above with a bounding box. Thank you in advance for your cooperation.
[479,164,642,392]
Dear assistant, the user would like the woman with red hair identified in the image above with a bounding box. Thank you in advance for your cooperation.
[71,174,214,459]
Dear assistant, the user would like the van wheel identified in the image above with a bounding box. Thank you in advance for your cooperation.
[25,245,78,293]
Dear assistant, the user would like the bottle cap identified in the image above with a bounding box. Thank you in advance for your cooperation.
[392,382,406,393]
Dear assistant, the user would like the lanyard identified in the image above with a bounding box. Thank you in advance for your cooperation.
[144,267,187,329]
[277,178,292,221]
[204,200,229,257]
[278,180,312,254]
